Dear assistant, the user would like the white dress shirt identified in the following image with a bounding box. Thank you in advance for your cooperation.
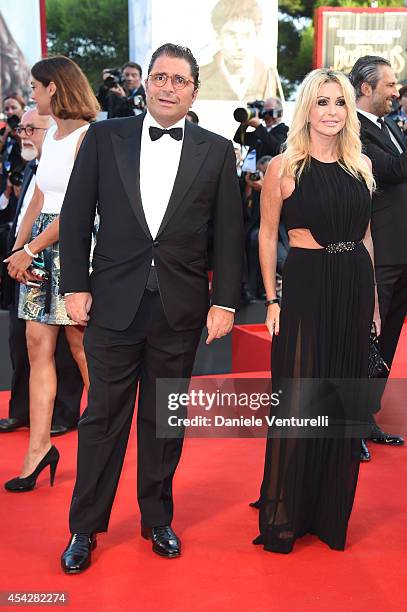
[358,108,403,153]
[139,111,234,313]
[139,111,185,240]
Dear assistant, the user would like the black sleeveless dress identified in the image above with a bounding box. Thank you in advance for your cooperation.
[256,158,374,553]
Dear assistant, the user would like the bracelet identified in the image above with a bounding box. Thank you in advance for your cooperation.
[265,298,279,307]
[10,246,23,255]
[23,243,38,258]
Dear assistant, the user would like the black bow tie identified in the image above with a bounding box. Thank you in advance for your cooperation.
[149,126,183,142]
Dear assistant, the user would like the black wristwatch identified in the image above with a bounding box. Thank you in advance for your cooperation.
[265,298,279,307]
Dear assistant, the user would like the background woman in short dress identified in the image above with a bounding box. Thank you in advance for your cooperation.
[4,56,99,491]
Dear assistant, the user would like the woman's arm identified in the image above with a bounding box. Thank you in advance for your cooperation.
[13,183,44,250]
[363,221,381,335]
[361,154,381,334]
[6,130,89,281]
[18,131,88,255]
[259,155,284,337]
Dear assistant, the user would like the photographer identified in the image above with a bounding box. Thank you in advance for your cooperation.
[1,94,26,192]
[97,62,146,119]
[243,155,289,302]
[234,97,288,160]
[0,94,26,260]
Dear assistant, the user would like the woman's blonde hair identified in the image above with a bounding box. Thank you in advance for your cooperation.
[280,68,374,191]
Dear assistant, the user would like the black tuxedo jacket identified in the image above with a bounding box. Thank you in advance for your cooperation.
[1,161,36,309]
[234,122,288,159]
[6,161,36,253]
[59,114,244,331]
[357,112,407,265]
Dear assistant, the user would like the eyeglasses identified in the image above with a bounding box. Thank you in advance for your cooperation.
[148,72,197,90]
[16,126,48,136]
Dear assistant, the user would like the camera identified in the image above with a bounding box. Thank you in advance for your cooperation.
[104,69,125,89]
[233,100,283,123]
[6,114,20,131]
[9,170,24,187]
[3,160,25,187]
[249,171,261,181]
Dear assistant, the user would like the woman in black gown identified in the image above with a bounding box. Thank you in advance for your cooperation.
[255,69,380,553]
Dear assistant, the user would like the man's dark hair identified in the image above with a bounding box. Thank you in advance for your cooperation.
[398,85,407,99]
[148,43,200,90]
[211,0,262,35]
[349,55,392,99]
[121,61,142,77]
[186,110,199,124]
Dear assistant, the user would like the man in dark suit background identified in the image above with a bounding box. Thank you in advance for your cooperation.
[59,43,243,572]
[349,56,406,459]
[0,108,83,435]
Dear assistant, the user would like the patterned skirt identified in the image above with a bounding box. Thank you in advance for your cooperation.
[18,213,76,326]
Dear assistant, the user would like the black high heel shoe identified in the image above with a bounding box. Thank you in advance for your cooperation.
[4,445,60,492]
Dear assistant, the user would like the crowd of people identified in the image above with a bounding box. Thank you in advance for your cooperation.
[0,44,406,572]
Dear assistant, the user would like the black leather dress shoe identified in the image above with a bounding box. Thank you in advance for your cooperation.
[360,439,371,462]
[369,423,404,446]
[0,418,29,432]
[141,525,181,558]
[50,425,72,437]
[61,534,96,574]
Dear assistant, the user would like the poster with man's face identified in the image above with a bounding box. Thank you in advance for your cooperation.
[0,2,42,102]
[145,0,278,102]
[129,0,279,136]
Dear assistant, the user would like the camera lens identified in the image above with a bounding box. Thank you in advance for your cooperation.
[9,171,24,186]
[6,114,20,130]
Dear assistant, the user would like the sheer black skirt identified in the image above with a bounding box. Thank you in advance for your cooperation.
[256,245,374,553]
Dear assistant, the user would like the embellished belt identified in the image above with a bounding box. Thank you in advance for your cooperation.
[325,241,359,254]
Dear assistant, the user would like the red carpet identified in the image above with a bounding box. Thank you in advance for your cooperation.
[0,326,407,610]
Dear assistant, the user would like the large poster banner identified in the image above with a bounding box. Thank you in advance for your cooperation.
[315,7,407,81]
[0,0,43,101]
[129,0,279,136]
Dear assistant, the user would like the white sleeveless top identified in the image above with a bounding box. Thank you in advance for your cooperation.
[36,123,89,215]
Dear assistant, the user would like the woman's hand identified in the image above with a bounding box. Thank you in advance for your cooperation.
[4,250,37,283]
[266,303,280,338]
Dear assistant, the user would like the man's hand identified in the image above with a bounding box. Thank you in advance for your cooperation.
[245,174,264,192]
[246,110,261,129]
[206,306,234,345]
[110,84,126,98]
[5,179,13,198]
[65,292,92,326]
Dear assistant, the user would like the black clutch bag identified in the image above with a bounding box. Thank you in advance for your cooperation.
[368,324,389,378]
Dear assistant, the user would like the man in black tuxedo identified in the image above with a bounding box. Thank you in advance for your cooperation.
[234,97,288,160]
[349,56,406,459]
[60,43,243,572]
[0,108,82,435]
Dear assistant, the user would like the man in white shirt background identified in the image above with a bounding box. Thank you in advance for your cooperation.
[0,107,83,436]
